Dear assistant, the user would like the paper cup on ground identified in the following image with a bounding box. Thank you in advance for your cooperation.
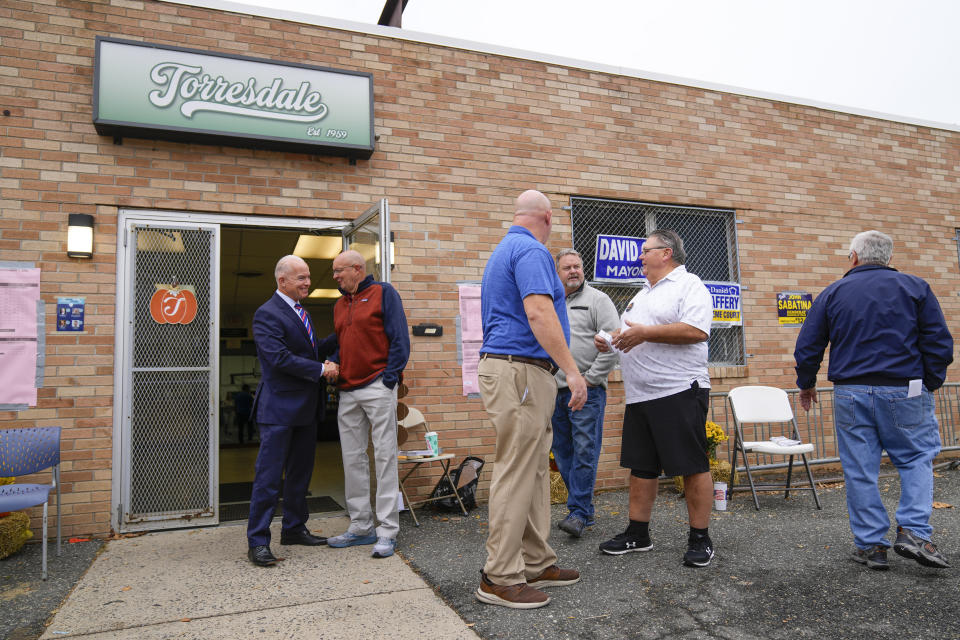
[713,481,727,511]
[424,431,439,456]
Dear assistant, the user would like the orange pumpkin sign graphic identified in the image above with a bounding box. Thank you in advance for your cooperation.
[150,286,198,325]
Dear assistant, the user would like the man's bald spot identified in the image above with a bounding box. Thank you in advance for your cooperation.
[515,189,551,220]
[275,254,308,281]
[333,249,365,268]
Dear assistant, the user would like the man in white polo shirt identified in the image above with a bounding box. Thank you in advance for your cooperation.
[594,229,715,567]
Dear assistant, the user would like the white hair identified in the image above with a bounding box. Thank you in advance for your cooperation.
[274,255,306,281]
[849,230,893,266]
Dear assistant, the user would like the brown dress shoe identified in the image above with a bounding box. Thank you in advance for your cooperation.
[475,571,550,609]
[527,565,581,588]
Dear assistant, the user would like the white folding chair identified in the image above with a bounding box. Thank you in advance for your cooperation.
[398,407,425,431]
[727,386,821,510]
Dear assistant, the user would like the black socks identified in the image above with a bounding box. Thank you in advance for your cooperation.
[626,521,708,540]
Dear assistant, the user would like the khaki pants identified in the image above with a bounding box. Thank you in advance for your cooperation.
[478,357,558,585]
[338,378,400,539]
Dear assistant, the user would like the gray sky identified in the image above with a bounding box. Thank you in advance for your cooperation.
[190,0,959,128]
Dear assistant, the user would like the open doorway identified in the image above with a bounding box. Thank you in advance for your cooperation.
[217,225,346,523]
[114,203,390,533]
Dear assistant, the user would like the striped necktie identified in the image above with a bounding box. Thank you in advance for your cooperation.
[293,303,315,347]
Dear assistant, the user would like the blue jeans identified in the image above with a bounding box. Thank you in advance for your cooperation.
[551,386,606,523]
[834,385,942,549]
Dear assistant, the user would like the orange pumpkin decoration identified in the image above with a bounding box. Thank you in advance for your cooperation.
[150,287,198,325]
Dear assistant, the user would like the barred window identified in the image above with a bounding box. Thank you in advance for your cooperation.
[569,196,744,366]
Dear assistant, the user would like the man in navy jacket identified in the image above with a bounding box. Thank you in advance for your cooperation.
[326,249,409,560]
[794,230,953,571]
[246,255,338,567]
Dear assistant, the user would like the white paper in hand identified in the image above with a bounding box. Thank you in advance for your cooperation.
[597,330,620,353]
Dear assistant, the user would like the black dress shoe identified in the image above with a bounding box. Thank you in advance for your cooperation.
[280,530,328,546]
[248,545,278,566]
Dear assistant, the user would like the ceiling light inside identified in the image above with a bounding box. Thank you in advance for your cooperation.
[294,235,342,259]
[308,288,342,299]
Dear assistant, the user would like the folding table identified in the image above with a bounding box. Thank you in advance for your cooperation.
[398,453,468,525]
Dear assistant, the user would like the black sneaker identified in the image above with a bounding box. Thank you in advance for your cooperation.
[599,530,652,555]
[683,534,714,567]
[893,526,950,569]
[851,545,889,570]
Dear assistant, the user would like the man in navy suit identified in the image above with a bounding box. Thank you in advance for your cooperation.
[246,255,339,567]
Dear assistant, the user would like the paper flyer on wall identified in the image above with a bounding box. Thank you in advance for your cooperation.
[0,340,38,406]
[0,268,41,338]
[0,267,41,406]
[458,284,482,395]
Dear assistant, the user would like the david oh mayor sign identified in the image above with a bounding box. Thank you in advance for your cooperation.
[93,37,374,158]
[594,234,653,282]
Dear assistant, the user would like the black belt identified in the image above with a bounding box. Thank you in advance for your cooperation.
[480,352,558,375]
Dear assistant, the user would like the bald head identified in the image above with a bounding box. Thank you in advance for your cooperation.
[332,249,367,294]
[516,190,551,218]
[513,189,553,243]
[335,249,365,268]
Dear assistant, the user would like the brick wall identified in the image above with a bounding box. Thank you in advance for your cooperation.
[1,0,958,535]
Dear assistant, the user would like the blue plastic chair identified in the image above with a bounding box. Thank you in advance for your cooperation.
[0,427,62,580]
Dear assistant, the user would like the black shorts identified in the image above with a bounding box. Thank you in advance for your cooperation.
[620,382,710,477]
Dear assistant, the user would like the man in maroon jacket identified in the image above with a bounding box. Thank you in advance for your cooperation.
[326,250,410,559]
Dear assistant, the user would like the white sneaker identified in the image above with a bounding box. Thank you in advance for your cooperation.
[371,536,397,558]
[327,530,376,548]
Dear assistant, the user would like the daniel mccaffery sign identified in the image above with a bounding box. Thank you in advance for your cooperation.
[93,38,374,158]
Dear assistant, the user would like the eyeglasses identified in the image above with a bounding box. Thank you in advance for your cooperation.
[332,265,359,275]
[641,246,670,255]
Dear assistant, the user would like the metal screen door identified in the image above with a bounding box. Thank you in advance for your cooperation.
[118,221,218,531]
[343,198,390,283]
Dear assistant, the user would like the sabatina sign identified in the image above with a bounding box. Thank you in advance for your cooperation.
[93,37,375,158]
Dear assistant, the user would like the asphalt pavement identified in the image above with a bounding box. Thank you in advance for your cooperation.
[1,462,958,639]
[0,537,103,640]
[400,462,960,640]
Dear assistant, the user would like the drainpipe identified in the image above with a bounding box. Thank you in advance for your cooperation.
[378,0,409,27]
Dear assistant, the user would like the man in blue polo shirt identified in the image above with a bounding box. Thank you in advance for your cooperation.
[474,189,588,610]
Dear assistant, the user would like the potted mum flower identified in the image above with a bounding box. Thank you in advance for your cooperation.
[705,420,728,461]
[706,420,733,486]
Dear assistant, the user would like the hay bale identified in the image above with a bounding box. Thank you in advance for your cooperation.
[550,471,568,505]
[0,511,33,559]
[673,459,735,495]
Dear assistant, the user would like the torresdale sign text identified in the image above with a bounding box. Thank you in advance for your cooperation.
[93,37,374,158]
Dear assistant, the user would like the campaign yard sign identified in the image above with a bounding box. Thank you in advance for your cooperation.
[777,291,812,326]
[705,282,741,327]
[594,234,645,283]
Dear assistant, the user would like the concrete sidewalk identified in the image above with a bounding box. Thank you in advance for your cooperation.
[36,515,478,639]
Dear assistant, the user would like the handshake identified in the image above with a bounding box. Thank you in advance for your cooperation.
[322,360,339,382]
